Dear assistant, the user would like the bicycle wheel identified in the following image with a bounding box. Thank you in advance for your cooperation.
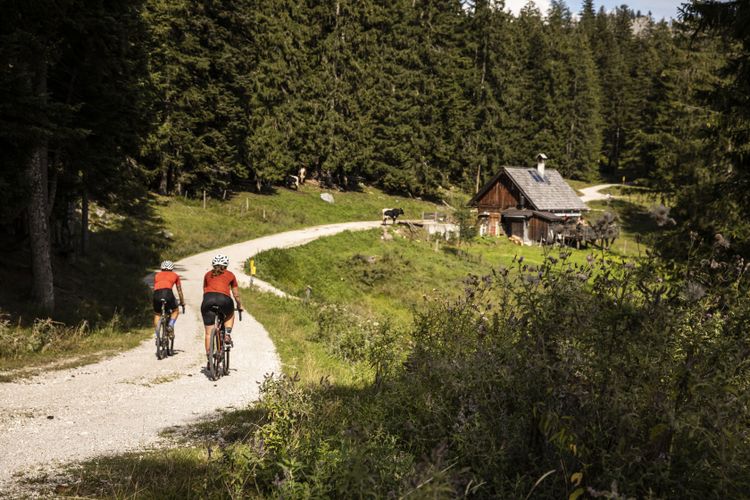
[223,345,230,375]
[215,328,226,378]
[156,319,167,360]
[208,327,221,380]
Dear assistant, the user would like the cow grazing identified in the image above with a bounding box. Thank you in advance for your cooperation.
[382,208,404,225]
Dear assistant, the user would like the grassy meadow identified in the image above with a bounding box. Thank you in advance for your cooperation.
[156,184,441,260]
[252,228,593,321]
[583,185,660,256]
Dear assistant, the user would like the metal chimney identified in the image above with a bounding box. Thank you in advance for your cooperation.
[536,153,548,177]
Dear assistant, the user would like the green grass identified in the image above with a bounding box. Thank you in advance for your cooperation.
[157,184,441,261]
[584,187,662,256]
[252,228,592,316]
[245,291,371,386]
[29,447,213,499]
[245,228,596,385]
[0,318,151,382]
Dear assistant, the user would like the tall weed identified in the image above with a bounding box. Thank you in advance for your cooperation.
[315,304,406,385]
[0,313,90,358]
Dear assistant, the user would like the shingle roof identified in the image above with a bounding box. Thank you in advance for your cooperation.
[503,167,587,212]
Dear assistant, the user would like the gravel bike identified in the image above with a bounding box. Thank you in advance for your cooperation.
[156,299,184,359]
[207,306,242,381]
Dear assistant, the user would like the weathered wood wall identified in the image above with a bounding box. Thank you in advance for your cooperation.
[476,174,519,210]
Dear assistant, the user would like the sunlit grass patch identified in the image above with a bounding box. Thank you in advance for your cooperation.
[157,184,442,261]
[245,290,372,387]
[0,315,150,382]
[30,447,213,499]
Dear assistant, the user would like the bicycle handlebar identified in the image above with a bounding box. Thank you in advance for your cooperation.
[237,308,243,321]
[181,304,185,314]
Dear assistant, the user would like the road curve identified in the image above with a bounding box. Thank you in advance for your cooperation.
[0,220,382,491]
[579,183,620,203]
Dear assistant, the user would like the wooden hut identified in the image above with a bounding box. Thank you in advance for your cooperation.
[469,154,588,244]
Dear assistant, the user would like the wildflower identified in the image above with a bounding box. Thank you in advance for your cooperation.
[683,281,706,302]
[649,204,676,226]
[714,233,730,249]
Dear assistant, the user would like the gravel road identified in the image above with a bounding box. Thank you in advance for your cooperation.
[578,183,620,203]
[0,221,381,492]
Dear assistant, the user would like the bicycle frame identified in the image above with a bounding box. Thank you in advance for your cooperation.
[207,306,241,380]
[155,299,169,360]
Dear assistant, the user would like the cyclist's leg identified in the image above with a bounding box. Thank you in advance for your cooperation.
[165,291,179,334]
[201,295,219,357]
[220,295,235,344]
[152,292,165,337]
[204,324,213,355]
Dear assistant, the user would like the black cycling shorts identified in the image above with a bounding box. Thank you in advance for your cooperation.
[153,289,178,314]
[201,292,234,326]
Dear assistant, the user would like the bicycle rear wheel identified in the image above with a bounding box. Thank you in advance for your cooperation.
[208,327,221,380]
[223,346,230,375]
[156,319,167,360]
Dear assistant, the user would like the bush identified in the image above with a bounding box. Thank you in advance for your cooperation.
[396,251,750,497]
[205,249,750,498]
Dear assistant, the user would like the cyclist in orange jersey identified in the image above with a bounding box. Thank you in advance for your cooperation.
[153,260,185,338]
[200,254,243,364]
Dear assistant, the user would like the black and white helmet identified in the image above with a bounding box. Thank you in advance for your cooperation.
[212,254,229,267]
[160,260,174,270]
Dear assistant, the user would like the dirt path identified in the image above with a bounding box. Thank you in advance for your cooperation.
[579,183,620,203]
[0,221,381,492]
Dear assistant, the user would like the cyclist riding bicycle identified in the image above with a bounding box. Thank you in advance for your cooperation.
[201,254,243,367]
[153,260,185,339]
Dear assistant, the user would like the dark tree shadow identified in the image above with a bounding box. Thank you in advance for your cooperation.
[0,194,168,326]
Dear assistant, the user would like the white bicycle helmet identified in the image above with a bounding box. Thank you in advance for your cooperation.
[212,254,229,267]
[160,260,174,270]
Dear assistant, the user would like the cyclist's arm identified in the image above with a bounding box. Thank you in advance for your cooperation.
[176,283,185,305]
[231,285,242,311]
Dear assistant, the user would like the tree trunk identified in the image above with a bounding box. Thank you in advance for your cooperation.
[25,57,55,314]
[47,154,59,218]
[81,187,89,255]
[159,167,168,194]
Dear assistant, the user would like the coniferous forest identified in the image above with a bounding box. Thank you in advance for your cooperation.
[4,0,748,314]
[2,0,750,497]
